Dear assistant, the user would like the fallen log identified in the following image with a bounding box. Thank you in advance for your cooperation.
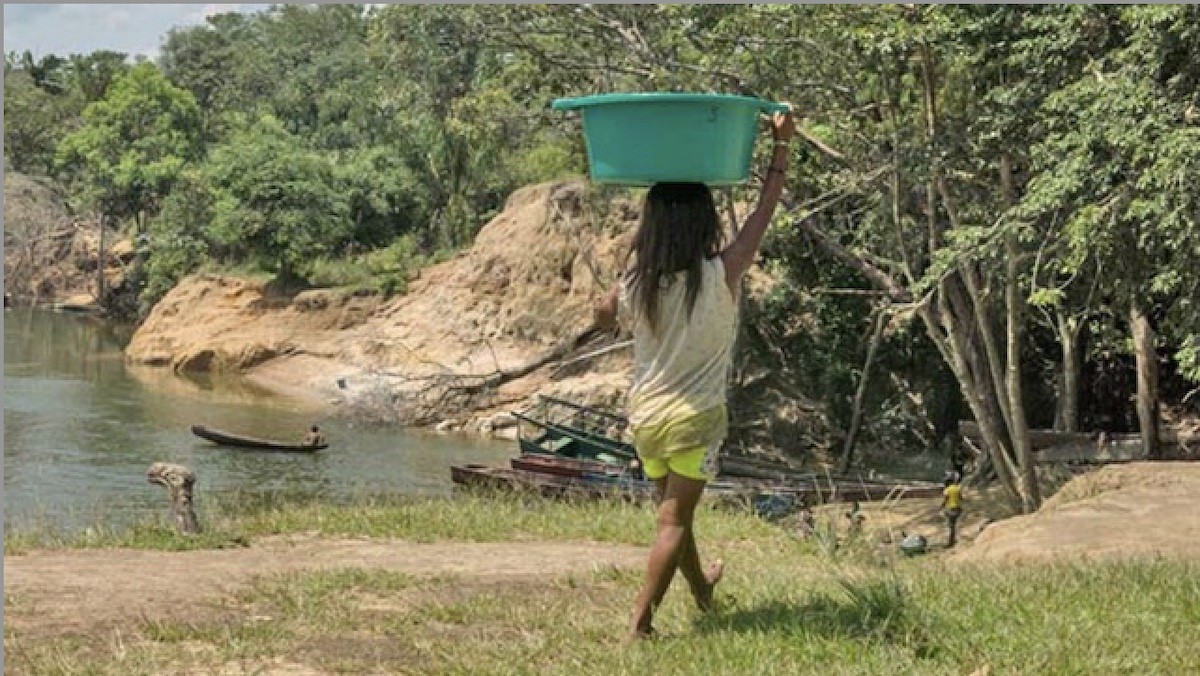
[960,422,1200,453]
[959,421,1200,464]
[959,421,1094,450]
[1036,433,1200,464]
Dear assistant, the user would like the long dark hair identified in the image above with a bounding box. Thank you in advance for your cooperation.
[627,182,723,334]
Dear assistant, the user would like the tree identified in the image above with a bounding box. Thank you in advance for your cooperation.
[16,4,1193,481]
[201,115,353,278]
[335,146,427,248]
[370,4,590,248]
[56,62,202,236]
[3,67,80,175]
[1019,5,1200,456]
[62,50,131,102]
[142,167,217,305]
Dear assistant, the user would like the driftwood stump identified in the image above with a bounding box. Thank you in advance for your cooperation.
[147,462,200,535]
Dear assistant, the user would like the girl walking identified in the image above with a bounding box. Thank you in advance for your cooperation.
[594,107,796,639]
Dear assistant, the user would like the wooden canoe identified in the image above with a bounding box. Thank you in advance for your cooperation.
[191,425,328,452]
[453,464,762,504]
[450,464,654,501]
[452,462,941,508]
[510,454,633,479]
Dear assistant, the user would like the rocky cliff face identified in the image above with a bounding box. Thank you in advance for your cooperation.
[3,172,133,310]
[124,181,639,433]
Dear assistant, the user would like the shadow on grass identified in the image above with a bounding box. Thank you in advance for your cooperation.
[696,577,944,659]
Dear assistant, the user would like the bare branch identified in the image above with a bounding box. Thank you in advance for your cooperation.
[796,126,846,161]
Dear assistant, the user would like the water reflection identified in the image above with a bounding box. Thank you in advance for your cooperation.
[4,310,515,533]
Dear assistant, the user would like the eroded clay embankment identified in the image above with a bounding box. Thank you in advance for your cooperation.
[123,181,638,432]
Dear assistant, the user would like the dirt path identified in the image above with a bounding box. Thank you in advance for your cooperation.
[3,536,645,638]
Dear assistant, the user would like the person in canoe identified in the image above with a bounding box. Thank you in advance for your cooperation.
[302,424,326,448]
[594,106,796,640]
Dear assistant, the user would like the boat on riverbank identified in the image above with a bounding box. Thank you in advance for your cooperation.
[450,461,939,518]
[451,463,654,501]
[509,453,637,479]
[191,425,328,452]
[513,395,636,462]
[458,396,944,515]
[452,463,797,506]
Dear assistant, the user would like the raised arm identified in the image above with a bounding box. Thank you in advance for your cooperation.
[720,108,796,292]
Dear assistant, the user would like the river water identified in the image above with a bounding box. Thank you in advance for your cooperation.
[3,309,515,533]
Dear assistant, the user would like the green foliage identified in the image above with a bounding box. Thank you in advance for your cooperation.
[55,62,202,227]
[6,5,1197,452]
[1017,4,1200,375]
[2,67,83,175]
[303,235,451,297]
[142,168,216,304]
[335,146,428,248]
[510,138,587,187]
[200,115,352,277]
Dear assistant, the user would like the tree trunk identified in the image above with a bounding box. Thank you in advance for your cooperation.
[1055,311,1082,433]
[919,292,1023,511]
[1130,302,1160,459]
[839,308,887,473]
[944,274,1022,477]
[97,213,108,303]
[1005,233,1040,510]
[146,463,200,535]
[1000,154,1039,510]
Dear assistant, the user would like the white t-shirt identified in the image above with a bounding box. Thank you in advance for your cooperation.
[619,256,737,428]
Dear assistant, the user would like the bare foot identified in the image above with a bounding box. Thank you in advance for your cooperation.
[694,560,724,612]
[623,626,655,644]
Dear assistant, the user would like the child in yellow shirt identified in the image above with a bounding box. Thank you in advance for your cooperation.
[941,471,963,548]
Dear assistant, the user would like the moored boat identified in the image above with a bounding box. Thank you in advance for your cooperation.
[510,453,636,479]
[191,425,328,452]
[513,395,636,462]
[473,395,946,514]
[450,463,655,501]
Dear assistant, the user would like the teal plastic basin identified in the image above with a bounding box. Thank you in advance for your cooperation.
[552,93,789,186]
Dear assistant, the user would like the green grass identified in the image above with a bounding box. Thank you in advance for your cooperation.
[6,493,1199,674]
[4,489,1195,672]
[195,260,276,283]
[4,488,780,553]
[7,554,1198,674]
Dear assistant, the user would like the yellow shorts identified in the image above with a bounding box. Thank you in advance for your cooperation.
[631,405,726,482]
